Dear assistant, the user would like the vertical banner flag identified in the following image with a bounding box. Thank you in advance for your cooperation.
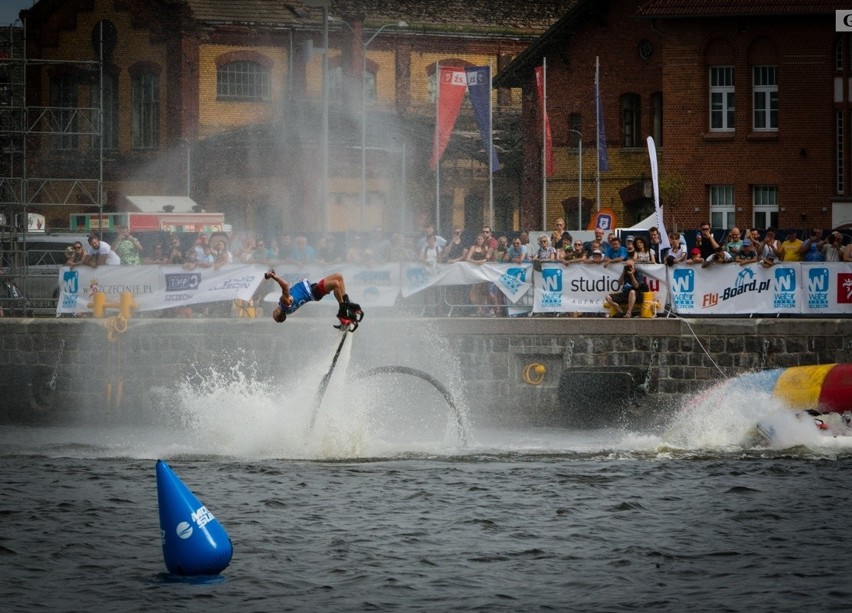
[534,65,555,177]
[595,59,610,172]
[429,65,468,171]
[646,136,671,251]
[465,66,500,172]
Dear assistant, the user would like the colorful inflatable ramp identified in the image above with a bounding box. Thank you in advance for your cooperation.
[759,364,852,413]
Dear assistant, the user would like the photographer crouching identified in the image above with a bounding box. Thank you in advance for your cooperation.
[604,260,650,318]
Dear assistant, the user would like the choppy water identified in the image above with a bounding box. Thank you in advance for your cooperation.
[3,349,852,612]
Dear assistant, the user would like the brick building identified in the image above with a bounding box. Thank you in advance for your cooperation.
[7,0,575,236]
[496,0,852,233]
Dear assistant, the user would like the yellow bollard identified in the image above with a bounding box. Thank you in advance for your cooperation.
[119,292,136,319]
[91,292,107,318]
[88,291,136,319]
[640,291,659,318]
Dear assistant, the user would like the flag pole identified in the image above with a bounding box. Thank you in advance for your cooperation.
[435,62,441,230]
[542,57,548,231]
[595,56,601,212]
[488,61,494,228]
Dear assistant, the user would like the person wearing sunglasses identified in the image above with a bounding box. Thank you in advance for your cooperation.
[506,238,529,264]
[65,242,85,266]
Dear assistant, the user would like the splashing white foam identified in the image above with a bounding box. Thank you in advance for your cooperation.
[171,337,468,460]
[660,374,852,453]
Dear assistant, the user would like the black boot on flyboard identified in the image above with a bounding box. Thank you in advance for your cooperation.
[334,295,364,332]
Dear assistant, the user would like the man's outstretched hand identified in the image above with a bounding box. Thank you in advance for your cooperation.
[264,268,275,280]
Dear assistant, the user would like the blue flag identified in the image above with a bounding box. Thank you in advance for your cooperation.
[595,65,610,172]
[465,66,500,172]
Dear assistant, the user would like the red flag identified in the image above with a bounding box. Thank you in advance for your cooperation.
[429,66,468,171]
[534,66,555,177]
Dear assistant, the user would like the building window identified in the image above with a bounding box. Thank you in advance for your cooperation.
[752,66,777,130]
[651,91,663,146]
[620,93,641,147]
[100,73,118,150]
[132,72,159,149]
[569,112,582,148]
[709,66,735,131]
[836,37,844,72]
[217,61,270,101]
[753,185,778,229]
[709,185,734,228]
[838,110,845,195]
[49,74,78,150]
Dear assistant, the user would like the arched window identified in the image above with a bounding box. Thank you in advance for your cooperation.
[752,66,777,131]
[217,60,270,100]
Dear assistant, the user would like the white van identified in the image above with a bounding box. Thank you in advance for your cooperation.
[1,233,90,315]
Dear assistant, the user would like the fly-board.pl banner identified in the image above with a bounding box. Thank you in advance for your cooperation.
[668,262,852,315]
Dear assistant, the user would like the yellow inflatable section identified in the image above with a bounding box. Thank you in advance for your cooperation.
[773,364,850,412]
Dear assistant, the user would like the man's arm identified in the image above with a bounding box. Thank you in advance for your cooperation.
[265,270,291,301]
[81,251,97,268]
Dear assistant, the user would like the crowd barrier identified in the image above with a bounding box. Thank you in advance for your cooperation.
[55,260,852,317]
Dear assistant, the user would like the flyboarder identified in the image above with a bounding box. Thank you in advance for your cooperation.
[265,268,363,331]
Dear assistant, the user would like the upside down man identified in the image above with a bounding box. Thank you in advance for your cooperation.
[265,269,363,330]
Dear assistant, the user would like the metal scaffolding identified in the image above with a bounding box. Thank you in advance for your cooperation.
[0,20,103,313]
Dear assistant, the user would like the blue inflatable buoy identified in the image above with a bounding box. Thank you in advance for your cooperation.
[156,459,233,576]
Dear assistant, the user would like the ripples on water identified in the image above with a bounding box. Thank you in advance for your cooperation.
[2,355,851,612]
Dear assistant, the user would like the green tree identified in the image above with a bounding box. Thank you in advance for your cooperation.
[659,172,687,231]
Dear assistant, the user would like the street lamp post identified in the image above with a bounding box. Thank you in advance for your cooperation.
[333,18,406,231]
[178,138,191,198]
[568,129,583,231]
[304,0,331,232]
[359,21,406,232]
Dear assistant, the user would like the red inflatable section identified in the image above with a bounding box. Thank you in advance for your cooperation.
[818,363,852,413]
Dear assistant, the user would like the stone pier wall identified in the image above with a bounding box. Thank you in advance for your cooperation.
[0,317,849,426]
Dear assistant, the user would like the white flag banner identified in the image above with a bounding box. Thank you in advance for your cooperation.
[646,136,671,252]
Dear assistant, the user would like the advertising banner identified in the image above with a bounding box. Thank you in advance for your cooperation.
[57,264,267,315]
[668,262,852,315]
[532,262,669,313]
[400,261,532,303]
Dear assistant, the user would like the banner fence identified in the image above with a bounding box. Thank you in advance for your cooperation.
[56,261,852,316]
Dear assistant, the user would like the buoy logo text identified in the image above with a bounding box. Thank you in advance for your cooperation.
[192,505,215,529]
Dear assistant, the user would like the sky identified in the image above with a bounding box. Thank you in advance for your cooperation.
[0,0,36,26]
